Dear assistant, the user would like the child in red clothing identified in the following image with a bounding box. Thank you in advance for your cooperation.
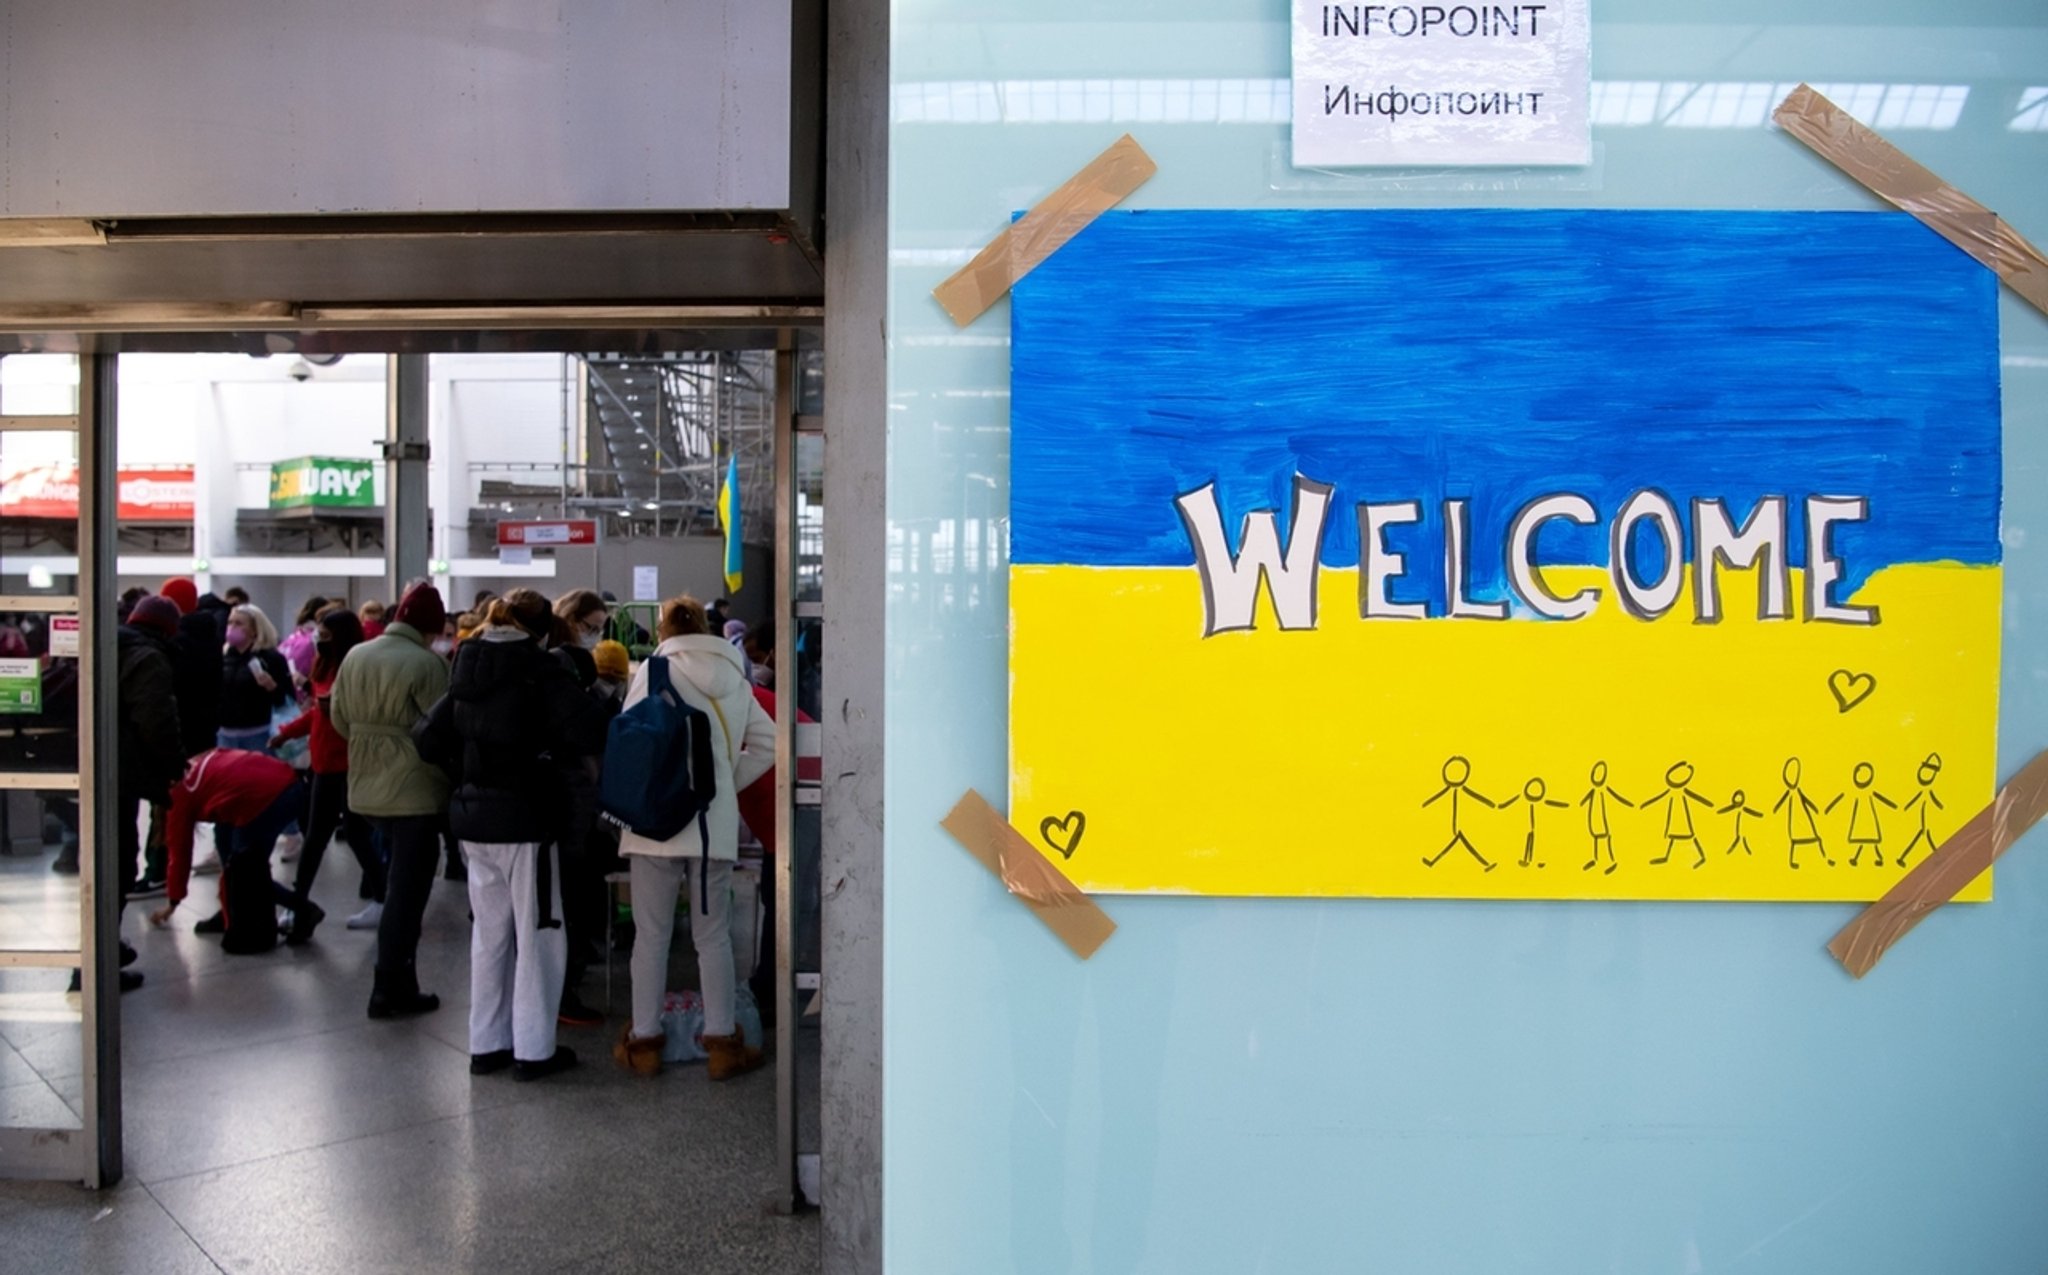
[271,606,383,938]
[149,749,307,954]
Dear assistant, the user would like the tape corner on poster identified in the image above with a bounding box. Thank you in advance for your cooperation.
[1773,82,2048,319]
[941,787,1117,960]
[930,134,1159,329]
[1826,747,2048,977]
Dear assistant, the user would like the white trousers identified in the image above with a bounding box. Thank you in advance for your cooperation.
[465,841,567,1063]
[628,854,735,1040]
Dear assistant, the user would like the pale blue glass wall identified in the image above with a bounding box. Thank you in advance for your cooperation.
[884,3,2048,1270]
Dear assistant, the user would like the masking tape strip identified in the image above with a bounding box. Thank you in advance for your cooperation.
[1774,83,2048,318]
[941,789,1116,960]
[931,134,1158,328]
[1828,748,2048,977]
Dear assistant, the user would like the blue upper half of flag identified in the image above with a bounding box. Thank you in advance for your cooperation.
[1009,209,2002,599]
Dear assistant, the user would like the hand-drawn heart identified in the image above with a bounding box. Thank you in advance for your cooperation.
[1039,811,1086,859]
[1828,669,1877,713]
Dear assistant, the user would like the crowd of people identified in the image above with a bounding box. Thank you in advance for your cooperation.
[32,575,796,1085]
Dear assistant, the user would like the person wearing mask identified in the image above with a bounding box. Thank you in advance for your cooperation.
[271,606,382,942]
[614,595,776,1080]
[147,748,306,955]
[329,582,451,1019]
[357,599,387,639]
[218,605,290,752]
[415,589,609,1079]
[222,586,250,609]
[278,595,329,689]
[548,590,612,1026]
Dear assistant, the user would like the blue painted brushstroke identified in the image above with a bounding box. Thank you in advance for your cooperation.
[1009,209,2001,606]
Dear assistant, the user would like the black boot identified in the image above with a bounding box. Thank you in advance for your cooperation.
[285,900,326,947]
[367,966,440,1020]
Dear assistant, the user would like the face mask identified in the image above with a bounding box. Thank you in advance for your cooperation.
[580,629,602,649]
[225,624,252,650]
[431,638,454,656]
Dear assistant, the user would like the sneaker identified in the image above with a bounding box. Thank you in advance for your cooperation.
[557,990,603,1029]
[276,833,303,863]
[346,902,384,930]
[50,846,78,875]
[129,875,168,900]
[469,1049,515,1076]
[118,941,138,969]
[513,1046,578,1082]
[193,912,226,935]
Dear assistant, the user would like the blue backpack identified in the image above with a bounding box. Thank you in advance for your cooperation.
[599,657,722,899]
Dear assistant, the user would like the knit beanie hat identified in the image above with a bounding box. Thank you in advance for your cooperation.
[159,577,199,615]
[593,639,630,681]
[130,595,182,638]
[393,582,447,637]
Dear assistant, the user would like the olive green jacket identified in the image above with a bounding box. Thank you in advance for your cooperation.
[328,621,450,818]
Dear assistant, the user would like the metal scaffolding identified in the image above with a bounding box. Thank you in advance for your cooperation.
[580,351,779,542]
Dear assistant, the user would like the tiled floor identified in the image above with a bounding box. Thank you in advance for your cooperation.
[0,833,821,1274]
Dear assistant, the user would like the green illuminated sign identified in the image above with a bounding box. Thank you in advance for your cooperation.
[268,457,376,509]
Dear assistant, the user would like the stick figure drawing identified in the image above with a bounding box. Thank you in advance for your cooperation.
[1718,789,1761,856]
[1578,761,1633,875]
[1898,753,1947,869]
[1773,757,1834,869]
[1644,761,1715,868]
[1502,777,1569,868]
[1422,756,1499,872]
[1826,762,1898,867]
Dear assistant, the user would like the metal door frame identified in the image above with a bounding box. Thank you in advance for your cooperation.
[0,351,120,1186]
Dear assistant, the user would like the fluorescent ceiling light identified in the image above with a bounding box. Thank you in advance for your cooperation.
[2014,88,2048,132]
[894,78,1971,131]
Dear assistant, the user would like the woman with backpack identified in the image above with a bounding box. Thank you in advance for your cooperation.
[613,595,775,1079]
[414,589,609,1081]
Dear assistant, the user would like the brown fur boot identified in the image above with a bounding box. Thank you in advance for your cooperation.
[705,1031,766,1081]
[613,1024,665,1077]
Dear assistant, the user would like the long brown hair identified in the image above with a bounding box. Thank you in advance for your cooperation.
[482,588,555,639]
[311,606,365,683]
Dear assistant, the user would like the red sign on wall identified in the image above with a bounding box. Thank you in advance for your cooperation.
[0,463,196,521]
[497,520,599,547]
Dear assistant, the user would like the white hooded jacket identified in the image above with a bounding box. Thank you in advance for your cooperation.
[615,633,775,862]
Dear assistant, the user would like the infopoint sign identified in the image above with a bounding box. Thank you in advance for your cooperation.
[269,457,376,509]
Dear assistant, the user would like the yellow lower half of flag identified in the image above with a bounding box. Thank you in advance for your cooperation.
[1009,562,1998,902]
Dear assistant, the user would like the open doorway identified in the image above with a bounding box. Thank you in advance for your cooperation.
[0,337,825,1271]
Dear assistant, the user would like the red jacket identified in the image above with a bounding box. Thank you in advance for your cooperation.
[272,672,348,773]
[164,749,300,904]
[736,687,819,856]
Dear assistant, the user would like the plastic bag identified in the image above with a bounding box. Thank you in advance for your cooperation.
[657,985,764,1063]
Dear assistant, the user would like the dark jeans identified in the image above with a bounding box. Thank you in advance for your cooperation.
[370,814,441,976]
[291,770,379,909]
[221,784,305,951]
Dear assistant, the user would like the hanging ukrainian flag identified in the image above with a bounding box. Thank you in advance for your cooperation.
[717,453,743,595]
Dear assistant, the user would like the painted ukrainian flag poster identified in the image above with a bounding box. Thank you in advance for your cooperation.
[1008,209,2002,902]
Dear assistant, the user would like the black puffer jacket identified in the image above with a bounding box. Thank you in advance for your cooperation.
[218,645,289,732]
[414,628,609,845]
[117,627,185,802]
